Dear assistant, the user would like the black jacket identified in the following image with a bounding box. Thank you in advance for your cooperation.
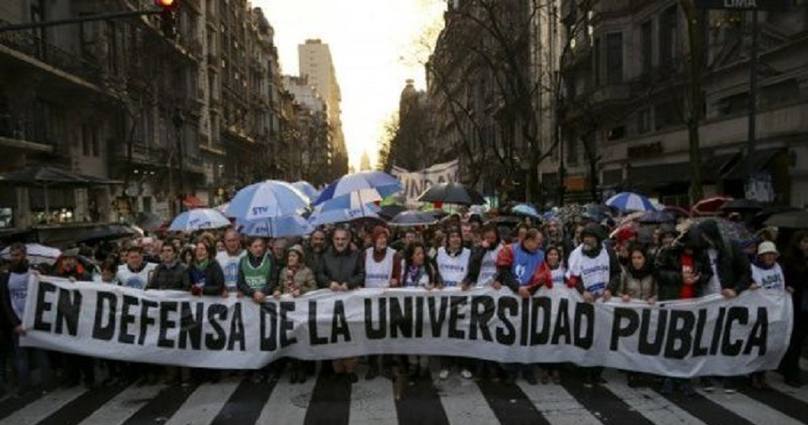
[0,263,32,328]
[699,220,751,293]
[147,262,190,291]
[316,246,365,289]
[188,261,226,295]
[655,245,713,301]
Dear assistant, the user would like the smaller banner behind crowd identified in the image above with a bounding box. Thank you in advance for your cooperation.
[392,160,459,205]
[22,276,792,378]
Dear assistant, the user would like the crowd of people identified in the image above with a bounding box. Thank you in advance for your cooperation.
[0,207,806,399]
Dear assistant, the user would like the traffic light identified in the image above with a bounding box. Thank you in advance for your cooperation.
[155,0,178,39]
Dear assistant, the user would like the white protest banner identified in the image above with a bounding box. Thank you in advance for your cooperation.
[22,276,792,378]
[392,160,459,204]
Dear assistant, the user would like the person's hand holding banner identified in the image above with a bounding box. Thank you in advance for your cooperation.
[722,288,738,298]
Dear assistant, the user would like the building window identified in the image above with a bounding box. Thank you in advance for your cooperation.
[637,108,651,134]
[655,98,683,130]
[659,6,678,68]
[566,133,579,166]
[641,20,653,75]
[81,124,98,157]
[606,33,623,84]
[607,125,625,141]
[761,79,799,109]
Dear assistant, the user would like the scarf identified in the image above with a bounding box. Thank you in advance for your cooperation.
[194,259,210,270]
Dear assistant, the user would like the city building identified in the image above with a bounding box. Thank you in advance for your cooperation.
[282,74,333,186]
[298,39,348,177]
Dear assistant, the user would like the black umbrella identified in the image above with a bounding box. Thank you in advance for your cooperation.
[389,211,438,227]
[765,211,808,229]
[379,205,407,220]
[134,212,165,232]
[416,183,486,206]
[720,199,764,212]
[76,224,140,243]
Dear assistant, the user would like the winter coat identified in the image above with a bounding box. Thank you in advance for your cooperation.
[188,260,226,296]
[699,220,751,293]
[278,266,317,295]
[316,247,365,289]
[655,245,712,301]
[147,261,190,290]
[616,267,657,300]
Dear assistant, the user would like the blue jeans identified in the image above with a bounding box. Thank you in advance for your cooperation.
[12,334,51,389]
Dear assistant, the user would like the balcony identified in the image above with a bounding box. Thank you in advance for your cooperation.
[0,20,103,88]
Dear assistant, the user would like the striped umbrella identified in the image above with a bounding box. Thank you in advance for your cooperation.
[169,208,231,232]
[605,192,658,212]
[313,171,401,207]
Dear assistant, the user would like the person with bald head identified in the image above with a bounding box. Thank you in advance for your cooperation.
[216,229,245,294]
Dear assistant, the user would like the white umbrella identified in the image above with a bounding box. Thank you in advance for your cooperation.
[169,208,231,232]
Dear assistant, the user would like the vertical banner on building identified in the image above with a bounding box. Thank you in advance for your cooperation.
[392,160,460,204]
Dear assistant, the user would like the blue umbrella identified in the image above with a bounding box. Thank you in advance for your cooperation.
[169,208,231,232]
[292,181,320,201]
[390,211,438,227]
[313,171,401,206]
[238,215,313,238]
[309,203,381,227]
[227,180,309,221]
[605,192,658,212]
[511,203,541,219]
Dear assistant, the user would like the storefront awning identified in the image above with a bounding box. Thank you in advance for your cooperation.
[722,148,783,180]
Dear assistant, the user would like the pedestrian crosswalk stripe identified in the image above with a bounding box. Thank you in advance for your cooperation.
[516,379,601,425]
[163,378,241,425]
[394,369,449,425]
[560,371,653,424]
[476,375,549,425]
[257,371,317,424]
[121,383,199,425]
[0,388,46,420]
[654,384,755,425]
[78,384,165,425]
[211,378,276,425]
[349,366,398,425]
[766,372,808,403]
[695,387,805,425]
[304,370,352,425]
[600,370,706,425]
[432,376,499,425]
[39,383,130,425]
[737,377,808,423]
[0,386,86,425]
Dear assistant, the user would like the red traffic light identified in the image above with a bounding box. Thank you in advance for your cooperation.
[155,0,178,10]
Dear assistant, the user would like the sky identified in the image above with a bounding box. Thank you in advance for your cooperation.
[257,0,445,170]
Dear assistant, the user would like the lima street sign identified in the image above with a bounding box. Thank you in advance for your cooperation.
[695,0,790,9]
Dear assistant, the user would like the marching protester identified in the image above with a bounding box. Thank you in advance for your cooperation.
[399,241,440,381]
[0,243,53,394]
[216,229,245,294]
[305,229,328,276]
[435,227,473,380]
[188,239,226,297]
[363,226,399,380]
[535,245,566,384]
[277,244,317,384]
[567,223,620,387]
[496,228,546,385]
[780,231,808,388]
[748,241,787,389]
[116,245,157,289]
[317,227,365,383]
[148,241,190,291]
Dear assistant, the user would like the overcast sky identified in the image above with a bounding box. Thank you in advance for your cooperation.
[256,0,445,170]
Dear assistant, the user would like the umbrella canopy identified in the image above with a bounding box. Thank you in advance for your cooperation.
[691,196,732,217]
[134,212,165,232]
[238,215,313,238]
[227,180,309,221]
[416,182,486,206]
[677,217,753,243]
[765,210,808,229]
[1,243,61,266]
[511,203,541,219]
[378,204,407,220]
[169,209,231,232]
[720,199,764,212]
[605,192,657,212]
[214,202,230,216]
[390,211,439,227]
[76,224,140,243]
[663,205,691,218]
[309,203,382,227]
[291,181,320,201]
[637,210,676,224]
[313,171,401,206]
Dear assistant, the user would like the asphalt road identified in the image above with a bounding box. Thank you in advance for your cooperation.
[1,360,807,425]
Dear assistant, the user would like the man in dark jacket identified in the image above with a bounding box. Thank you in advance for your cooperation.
[0,243,52,393]
[148,242,190,290]
[655,226,713,301]
[698,220,751,297]
[305,229,327,275]
[317,228,365,291]
[317,228,364,383]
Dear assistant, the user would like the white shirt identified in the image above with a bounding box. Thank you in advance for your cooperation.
[567,245,610,296]
[476,244,503,287]
[364,247,396,288]
[116,262,157,290]
[751,263,785,290]
[436,247,471,287]
[550,265,567,287]
[705,249,722,295]
[216,250,246,291]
